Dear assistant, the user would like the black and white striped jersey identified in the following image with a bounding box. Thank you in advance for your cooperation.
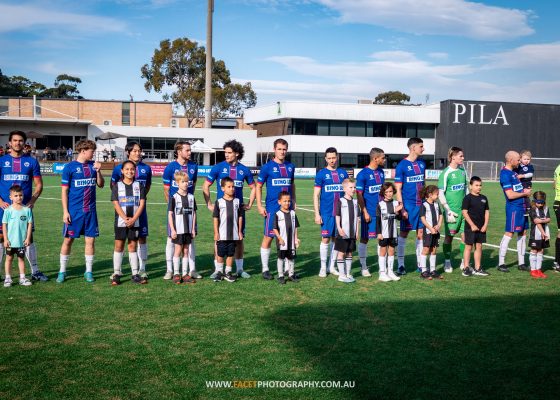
[111,181,145,228]
[529,207,550,242]
[274,210,299,251]
[212,198,244,240]
[420,200,441,234]
[376,200,399,239]
[168,192,197,235]
[336,197,360,239]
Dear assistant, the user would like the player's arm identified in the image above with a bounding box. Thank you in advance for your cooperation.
[61,186,71,223]
[213,216,219,241]
[94,162,105,188]
[313,186,322,224]
[2,222,8,247]
[237,208,243,241]
[295,215,300,247]
[24,219,33,246]
[112,200,129,222]
[202,179,214,211]
[461,203,478,232]
[335,201,345,238]
[290,182,297,210]
[255,182,266,216]
[481,209,489,233]
[245,183,256,210]
[357,191,370,223]
[145,168,152,195]
[192,206,197,239]
[273,214,283,245]
[504,189,529,200]
[28,175,43,208]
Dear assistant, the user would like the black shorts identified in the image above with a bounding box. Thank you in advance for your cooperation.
[378,238,398,248]
[278,249,296,260]
[464,230,487,245]
[334,238,356,254]
[172,234,192,245]
[554,201,560,227]
[115,227,140,241]
[216,240,236,258]
[530,239,550,251]
[5,247,25,258]
[423,233,440,248]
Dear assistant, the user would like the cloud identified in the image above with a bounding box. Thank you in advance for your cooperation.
[34,62,95,77]
[480,42,560,70]
[316,0,534,40]
[0,4,127,34]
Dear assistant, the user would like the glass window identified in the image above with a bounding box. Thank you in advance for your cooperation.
[329,121,347,136]
[304,121,317,135]
[153,138,166,150]
[303,152,316,168]
[165,139,176,150]
[318,121,329,136]
[357,154,370,167]
[122,102,130,126]
[289,152,303,167]
[370,122,387,137]
[348,121,366,137]
[417,123,435,138]
[0,99,8,115]
[388,123,406,138]
[292,119,304,135]
[138,138,152,150]
[340,153,357,167]
[406,123,417,138]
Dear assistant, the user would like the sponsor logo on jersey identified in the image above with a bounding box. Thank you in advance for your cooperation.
[20,215,27,221]
[513,183,523,191]
[118,195,137,206]
[171,181,193,188]
[406,175,424,183]
[3,174,29,181]
[450,184,465,191]
[272,178,291,186]
[368,185,381,193]
[324,184,343,192]
[74,178,96,187]
[234,180,243,188]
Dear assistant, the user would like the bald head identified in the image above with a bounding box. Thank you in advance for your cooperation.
[505,151,520,169]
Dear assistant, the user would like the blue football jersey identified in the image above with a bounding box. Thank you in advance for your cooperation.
[500,167,525,208]
[394,159,425,206]
[355,166,385,212]
[61,161,98,213]
[111,161,152,188]
[257,160,295,211]
[206,161,255,203]
[514,163,534,187]
[162,161,198,197]
[314,167,348,217]
[0,154,41,204]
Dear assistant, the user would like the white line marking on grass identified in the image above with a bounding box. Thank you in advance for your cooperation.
[453,237,555,260]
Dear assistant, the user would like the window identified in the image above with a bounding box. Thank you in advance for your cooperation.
[35,99,41,117]
[417,124,435,138]
[348,121,366,137]
[357,154,370,167]
[0,99,8,115]
[406,123,417,138]
[340,153,357,167]
[329,121,347,136]
[388,123,406,138]
[368,122,387,137]
[318,121,329,136]
[122,102,130,126]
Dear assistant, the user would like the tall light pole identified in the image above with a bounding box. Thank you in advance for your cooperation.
[204,0,214,128]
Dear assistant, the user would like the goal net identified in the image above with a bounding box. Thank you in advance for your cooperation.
[464,158,560,181]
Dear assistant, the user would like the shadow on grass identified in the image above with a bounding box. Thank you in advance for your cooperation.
[264,294,560,400]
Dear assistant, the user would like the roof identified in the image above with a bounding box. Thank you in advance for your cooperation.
[0,116,92,126]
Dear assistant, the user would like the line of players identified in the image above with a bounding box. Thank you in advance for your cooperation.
[1,130,559,286]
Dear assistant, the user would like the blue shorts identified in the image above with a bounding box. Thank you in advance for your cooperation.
[320,214,336,238]
[360,214,377,240]
[505,207,528,233]
[63,210,99,238]
[400,203,423,232]
[264,208,279,238]
[138,209,149,238]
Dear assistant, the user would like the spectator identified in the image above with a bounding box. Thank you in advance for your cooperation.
[66,147,73,161]
[102,148,109,162]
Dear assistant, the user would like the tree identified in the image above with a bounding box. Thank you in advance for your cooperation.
[141,38,257,127]
[41,74,83,99]
[0,70,82,98]
[374,91,411,105]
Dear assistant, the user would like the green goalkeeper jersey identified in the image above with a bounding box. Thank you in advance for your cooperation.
[438,166,467,211]
[554,164,560,201]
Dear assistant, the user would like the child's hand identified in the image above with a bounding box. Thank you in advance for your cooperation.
[543,234,549,241]
[278,238,285,246]
[430,227,437,235]
[338,229,346,238]
[480,225,487,233]
[191,232,196,239]
[395,203,403,212]
[24,238,30,247]
[214,233,219,241]
[470,224,479,232]
[377,234,384,241]
[170,231,177,240]
[4,240,9,247]
[238,232,243,241]
[295,238,301,248]
[93,161,102,171]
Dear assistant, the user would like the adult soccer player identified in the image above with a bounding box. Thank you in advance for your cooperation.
[497,150,531,272]
[57,139,105,283]
[162,141,198,279]
[356,147,386,277]
[438,147,468,273]
[203,139,256,278]
[313,147,348,277]
[0,131,46,281]
[394,137,426,275]
[554,163,560,272]
[256,138,296,280]
[111,141,152,277]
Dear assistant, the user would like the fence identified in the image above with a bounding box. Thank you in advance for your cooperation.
[464,159,560,181]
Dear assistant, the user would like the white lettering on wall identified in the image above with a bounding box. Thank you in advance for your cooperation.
[452,103,509,126]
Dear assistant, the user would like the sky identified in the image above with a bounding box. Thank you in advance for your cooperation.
[1,0,560,108]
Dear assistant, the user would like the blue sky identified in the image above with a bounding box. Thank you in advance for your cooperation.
[1,0,560,107]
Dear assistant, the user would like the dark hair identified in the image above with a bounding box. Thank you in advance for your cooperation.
[220,176,234,187]
[120,160,136,173]
[407,137,423,148]
[9,184,23,194]
[223,139,244,161]
[369,147,384,160]
[379,182,396,198]
[125,141,142,155]
[448,146,463,162]
[273,138,288,149]
[173,140,191,159]
[470,176,482,185]
[531,191,546,208]
[9,130,27,142]
[278,190,291,200]
[75,139,96,152]
[325,147,338,156]
[419,184,438,200]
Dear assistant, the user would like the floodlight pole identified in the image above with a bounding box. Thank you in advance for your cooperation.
[204,0,214,129]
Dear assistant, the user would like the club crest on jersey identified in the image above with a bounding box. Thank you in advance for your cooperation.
[288,167,293,172]
[239,170,244,175]
[273,167,278,172]
[190,169,194,174]
[140,169,146,173]
[222,168,227,173]
[4,161,9,167]
[24,162,30,167]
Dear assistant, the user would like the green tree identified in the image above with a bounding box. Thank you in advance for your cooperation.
[41,74,83,99]
[374,90,411,105]
[141,38,257,127]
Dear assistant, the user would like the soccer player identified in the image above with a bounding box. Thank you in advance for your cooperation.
[554,163,560,272]
[0,131,46,281]
[111,141,152,278]
[203,139,255,279]
[313,147,348,277]
[335,178,360,283]
[394,137,426,275]
[438,147,468,273]
[273,191,300,284]
[256,139,296,280]
[356,147,386,277]
[162,141,198,279]
[57,139,105,283]
[497,151,531,273]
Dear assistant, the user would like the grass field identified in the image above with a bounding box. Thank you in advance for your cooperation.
[1,176,559,400]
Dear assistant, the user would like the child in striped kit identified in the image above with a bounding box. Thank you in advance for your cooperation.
[376,182,402,282]
[272,191,300,284]
[419,185,443,280]
[528,191,551,278]
[335,178,361,283]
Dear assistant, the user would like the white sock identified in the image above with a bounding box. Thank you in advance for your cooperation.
[517,236,526,265]
[529,253,537,270]
[173,256,180,275]
[420,254,427,272]
[138,243,148,271]
[129,252,139,275]
[288,259,295,276]
[85,255,94,273]
[113,251,124,275]
[397,236,406,267]
[277,258,284,277]
[20,273,25,280]
[378,256,387,274]
[0,243,4,271]
[337,259,346,277]
[225,265,232,274]
[182,257,188,276]
[260,247,271,272]
[166,238,174,272]
[429,254,436,272]
[59,254,69,273]
[387,256,395,273]
[358,242,368,270]
[214,259,219,272]
[536,253,543,270]
[320,242,329,271]
[216,262,224,273]
[416,239,423,267]
[329,243,338,272]
[188,241,196,272]
[235,259,244,274]
[499,235,512,265]
[345,257,352,276]
[25,242,39,274]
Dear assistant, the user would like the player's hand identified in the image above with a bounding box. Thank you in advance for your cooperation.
[3,240,9,248]
[170,231,177,240]
[338,229,346,238]
[395,203,403,212]
[243,204,252,211]
[238,232,243,241]
[24,239,30,247]
[0,200,9,210]
[314,214,322,225]
[278,238,285,246]
[63,211,71,224]
[401,209,408,219]
[93,161,102,171]
[543,234,549,241]
[377,234,384,241]
[523,188,532,197]
[295,238,301,248]
[363,210,371,223]
[207,203,214,212]
[214,233,219,241]
[430,227,437,235]
[258,205,267,217]
[480,225,487,233]
[470,224,479,232]
[446,210,458,224]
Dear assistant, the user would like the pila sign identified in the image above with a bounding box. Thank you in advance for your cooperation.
[452,103,509,125]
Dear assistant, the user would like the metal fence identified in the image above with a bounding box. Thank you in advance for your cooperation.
[464,158,559,181]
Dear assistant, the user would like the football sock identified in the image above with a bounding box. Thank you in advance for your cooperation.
[387,256,395,273]
[277,258,284,277]
[188,241,196,272]
[499,235,512,265]
[337,259,346,277]
[288,259,295,276]
[429,255,436,272]
[166,238,174,272]
[529,253,537,270]
[20,273,25,280]
[378,256,387,274]
[320,242,329,271]
[397,236,406,267]
[214,259,219,272]
[182,257,189,276]
[216,262,224,273]
[25,242,39,274]
[138,243,148,272]
[345,257,352,276]
[517,236,526,265]
[358,242,368,270]
[260,247,271,272]
[59,254,69,273]
[329,243,338,272]
[225,265,232,274]
[85,255,94,273]
[443,243,452,261]
[113,251,124,275]
[235,259,244,274]
[536,253,543,270]
[415,239,423,267]
[420,254,427,272]
[173,257,180,275]
[129,252,139,275]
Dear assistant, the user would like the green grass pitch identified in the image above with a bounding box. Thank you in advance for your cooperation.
[1,176,559,399]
